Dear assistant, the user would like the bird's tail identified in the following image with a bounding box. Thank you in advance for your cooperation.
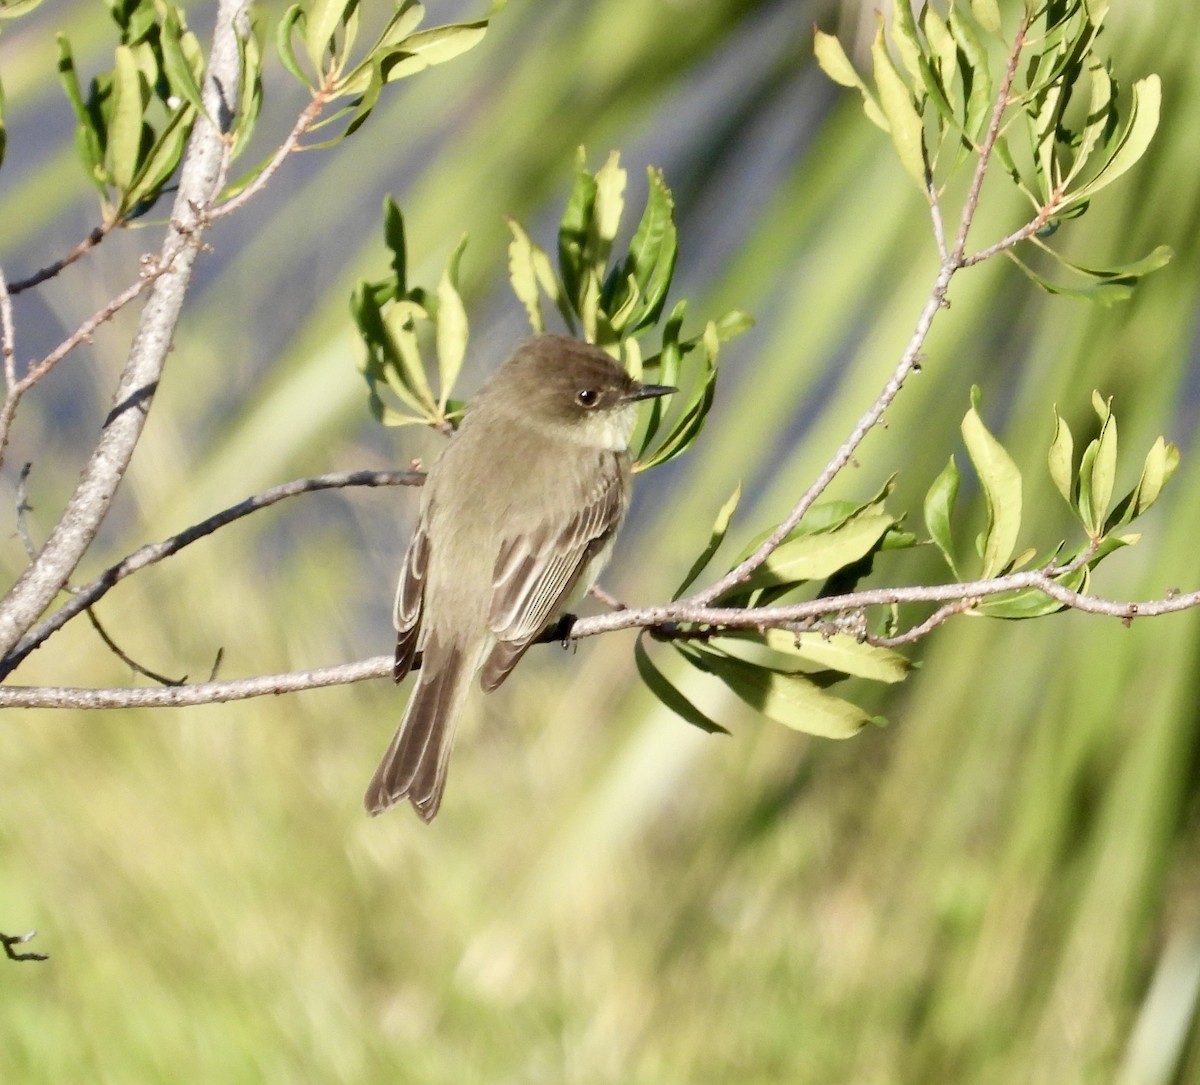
[364,635,473,821]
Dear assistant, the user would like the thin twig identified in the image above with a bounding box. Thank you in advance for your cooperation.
[208,86,333,221]
[85,607,187,686]
[1,930,48,962]
[7,223,116,295]
[0,469,422,678]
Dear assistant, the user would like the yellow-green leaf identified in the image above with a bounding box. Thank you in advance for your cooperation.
[871,21,927,190]
[962,390,1022,578]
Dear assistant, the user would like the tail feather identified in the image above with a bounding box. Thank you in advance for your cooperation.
[364,637,472,820]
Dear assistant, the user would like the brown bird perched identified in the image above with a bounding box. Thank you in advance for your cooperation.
[364,334,675,821]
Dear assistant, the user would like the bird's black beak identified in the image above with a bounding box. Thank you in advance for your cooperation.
[625,382,677,402]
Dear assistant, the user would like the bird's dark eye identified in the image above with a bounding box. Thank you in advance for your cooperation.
[576,388,600,408]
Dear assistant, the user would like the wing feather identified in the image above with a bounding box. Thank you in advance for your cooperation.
[480,456,627,691]
[392,516,430,682]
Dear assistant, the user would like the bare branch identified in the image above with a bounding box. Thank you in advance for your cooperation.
[0,469,422,678]
[5,564,1199,710]
[0,655,391,708]
[0,0,250,661]
[7,223,116,295]
[0,267,168,471]
[1,930,48,962]
[209,85,334,221]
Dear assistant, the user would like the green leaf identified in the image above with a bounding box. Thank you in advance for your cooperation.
[506,218,544,332]
[57,36,108,193]
[108,44,145,195]
[1048,406,1075,505]
[924,454,962,577]
[614,166,677,332]
[125,103,193,214]
[304,0,345,75]
[1066,75,1161,205]
[275,5,311,86]
[673,483,742,600]
[871,19,927,190]
[962,388,1022,578]
[558,149,598,316]
[889,0,923,83]
[1086,391,1117,533]
[750,628,910,685]
[635,637,728,735]
[744,512,895,591]
[384,300,437,414]
[948,7,992,144]
[813,29,888,131]
[161,6,207,116]
[971,0,1003,35]
[690,648,873,738]
[435,235,469,411]
[634,347,715,471]
[1130,436,1180,519]
[379,20,488,82]
[231,14,264,161]
[384,195,407,295]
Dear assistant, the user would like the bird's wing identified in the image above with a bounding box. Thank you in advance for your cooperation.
[392,514,430,682]
[480,458,627,691]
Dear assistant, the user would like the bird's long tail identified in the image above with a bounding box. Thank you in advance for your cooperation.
[364,635,473,821]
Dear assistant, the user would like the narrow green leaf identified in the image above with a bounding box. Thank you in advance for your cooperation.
[1132,436,1180,518]
[813,29,888,131]
[161,7,206,116]
[436,236,469,410]
[125,104,193,214]
[962,389,1022,577]
[383,196,407,295]
[506,218,544,332]
[890,0,923,82]
[871,20,927,190]
[108,44,145,195]
[948,7,992,143]
[635,638,728,735]
[693,648,873,738]
[1088,391,1117,531]
[231,15,264,162]
[304,0,344,75]
[379,0,427,47]
[276,4,312,86]
[924,454,962,577]
[673,483,742,600]
[384,300,437,413]
[1048,406,1075,504]
[558,148,597,316]
[618,166,677,332]
[634,357,714,471]
[1067,75,1161,204]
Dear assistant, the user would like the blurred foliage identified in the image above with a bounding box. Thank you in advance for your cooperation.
[2,1,1200,1083]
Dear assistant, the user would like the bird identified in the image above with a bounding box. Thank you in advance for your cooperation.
[364,333,675,821]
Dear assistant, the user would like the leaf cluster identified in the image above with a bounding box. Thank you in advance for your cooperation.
[55,0,223,222]
[638,480,917,739]
[276,0,490,143]
[352,148,751,472]
[924,388,1177,618]
[814,0,1169,300]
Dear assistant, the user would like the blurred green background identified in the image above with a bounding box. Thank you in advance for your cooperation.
[2,1,1199,1082]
